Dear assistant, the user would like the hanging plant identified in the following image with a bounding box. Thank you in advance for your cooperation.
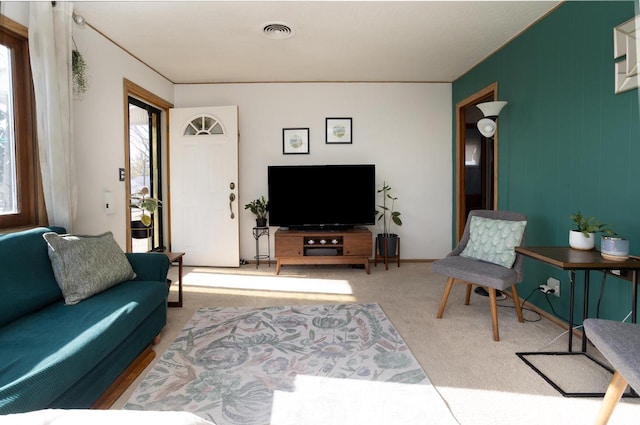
[72,48,88,96]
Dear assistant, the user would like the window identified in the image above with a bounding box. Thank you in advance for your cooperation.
[0,18,39,229]
[0,43,17,214]
[123,79,172,253]
[184,115,224,135]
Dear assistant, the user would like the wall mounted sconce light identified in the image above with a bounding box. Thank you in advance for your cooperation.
[476,101,508,138]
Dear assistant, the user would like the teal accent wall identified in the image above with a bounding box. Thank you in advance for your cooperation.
[452,1,640,323]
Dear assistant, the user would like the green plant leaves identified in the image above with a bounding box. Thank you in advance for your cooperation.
[72,49,88,96]
[569,211,615,237]
[244,196,268,219]
[376,181,402,234]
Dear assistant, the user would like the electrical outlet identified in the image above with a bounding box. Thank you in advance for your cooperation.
[547,277,560,297]
[539,284,553,294]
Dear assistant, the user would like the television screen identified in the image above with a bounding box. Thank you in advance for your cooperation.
[268,164,375,228]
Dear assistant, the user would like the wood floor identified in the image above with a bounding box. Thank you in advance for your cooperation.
[91,346,156,409]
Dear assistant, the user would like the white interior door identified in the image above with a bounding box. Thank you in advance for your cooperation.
[169,106,239,266]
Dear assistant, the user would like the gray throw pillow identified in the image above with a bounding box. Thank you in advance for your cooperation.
[43,231,136,305]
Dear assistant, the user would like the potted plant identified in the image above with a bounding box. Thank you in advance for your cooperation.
[375,182,402,256]
[130,187,161,239]
[72,48,88,97]
[569,211,614,250]
[601,235,630,260]
[245,196,268,227]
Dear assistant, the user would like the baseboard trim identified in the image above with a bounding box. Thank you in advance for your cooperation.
[247,258,435,265]
[523,299,584,339]
[503,288,583,340]
[91,345,155,409]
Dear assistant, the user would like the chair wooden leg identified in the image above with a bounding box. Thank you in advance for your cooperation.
[594,371,628,425]
[510,285,525,323]
[437,277,455,318]
[487,287,500,341]
[465,284,472,305]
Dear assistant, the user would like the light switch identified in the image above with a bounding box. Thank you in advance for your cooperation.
[104,190,114,215]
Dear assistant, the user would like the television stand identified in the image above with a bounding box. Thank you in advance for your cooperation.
[274,228,372,274]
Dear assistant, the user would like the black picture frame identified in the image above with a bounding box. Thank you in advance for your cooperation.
[282,128,310,155]
[326,118,352,144]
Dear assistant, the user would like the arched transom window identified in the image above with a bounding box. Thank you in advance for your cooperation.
[183,115,224,136]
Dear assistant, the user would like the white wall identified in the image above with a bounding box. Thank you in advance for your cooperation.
[70,22,174,245]
[175,83,452,261]
[1,2,28,26]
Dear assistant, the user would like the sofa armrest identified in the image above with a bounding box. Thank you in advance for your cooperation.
[126,252,170,282]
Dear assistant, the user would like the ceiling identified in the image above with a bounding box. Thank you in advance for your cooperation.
[73,1,562,84]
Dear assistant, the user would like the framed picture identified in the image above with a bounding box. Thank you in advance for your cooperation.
[282,128,310,154]
[326,118,352,144]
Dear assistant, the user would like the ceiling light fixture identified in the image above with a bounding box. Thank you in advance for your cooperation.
[262,22,294,40]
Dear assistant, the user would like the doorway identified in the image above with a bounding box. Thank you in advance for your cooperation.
[455,83,499,241]
[123,79,173,253]
[128,97,163,252]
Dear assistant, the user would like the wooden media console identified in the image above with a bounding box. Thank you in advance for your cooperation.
[274,228,372,274]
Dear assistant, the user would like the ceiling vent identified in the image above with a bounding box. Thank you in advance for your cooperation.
[262,23,294,40]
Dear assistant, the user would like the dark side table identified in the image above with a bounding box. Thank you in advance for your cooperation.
[514,246,640,397]
[165,251,185,307]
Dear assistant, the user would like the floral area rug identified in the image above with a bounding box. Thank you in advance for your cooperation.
[124,303,459,425]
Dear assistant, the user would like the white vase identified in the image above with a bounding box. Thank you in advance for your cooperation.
[569,230,595,250]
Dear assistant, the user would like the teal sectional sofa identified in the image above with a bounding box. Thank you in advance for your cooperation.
[0,227,170,414]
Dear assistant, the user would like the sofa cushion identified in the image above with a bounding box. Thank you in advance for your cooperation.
[43,232,136,305]
[461,216,527,268]
[0,227,65,327]
[0,280,168,413]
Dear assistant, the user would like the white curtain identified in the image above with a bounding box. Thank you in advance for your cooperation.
[28,2,77,231]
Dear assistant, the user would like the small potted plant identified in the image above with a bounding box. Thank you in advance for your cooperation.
[130,187,161,238]
[245,196,268,227]
[375,182,402,256]
[569,211,614,250]
[72,48,88,97]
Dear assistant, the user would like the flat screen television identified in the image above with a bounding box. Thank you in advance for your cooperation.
[268,164,375,229]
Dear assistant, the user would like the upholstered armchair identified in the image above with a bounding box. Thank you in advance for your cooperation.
[432,209,527,341]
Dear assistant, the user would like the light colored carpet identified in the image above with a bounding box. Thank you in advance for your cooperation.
[123,303,458,425]
[517,352,624,396]
[112,262,640,424]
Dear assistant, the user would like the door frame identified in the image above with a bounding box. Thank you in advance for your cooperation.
[123,79,173,252]
[455,82,499,242]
